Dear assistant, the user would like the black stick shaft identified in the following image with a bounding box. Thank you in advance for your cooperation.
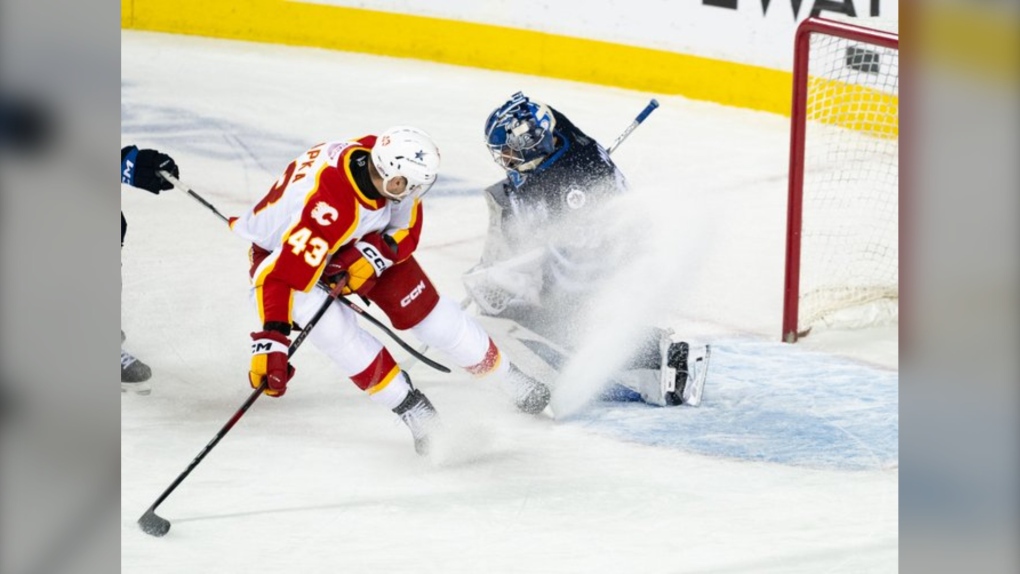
[160,171,231,223]
[138,280,345,522]
[140,382,264,517]
[335,295,451,373]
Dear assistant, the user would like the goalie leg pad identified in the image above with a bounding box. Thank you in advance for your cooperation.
[681,344,711,407]
[658,333,711,407]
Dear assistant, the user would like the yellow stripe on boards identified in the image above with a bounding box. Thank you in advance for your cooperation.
[121,0,792,115]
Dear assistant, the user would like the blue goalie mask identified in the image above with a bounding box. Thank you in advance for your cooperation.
[484,92,557,175]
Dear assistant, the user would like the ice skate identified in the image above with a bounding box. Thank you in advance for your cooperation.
[501,363,551,415]
[121,349,152,395]
[660,338,710,407]
[392,388,439,456]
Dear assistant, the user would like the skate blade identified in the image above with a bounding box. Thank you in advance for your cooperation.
[682,344,711,407]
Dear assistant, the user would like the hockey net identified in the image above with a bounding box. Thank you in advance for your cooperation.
[782,17,899,342]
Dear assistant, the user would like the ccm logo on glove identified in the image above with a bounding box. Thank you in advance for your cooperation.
[249,330,295,397]
[359,244,389,274]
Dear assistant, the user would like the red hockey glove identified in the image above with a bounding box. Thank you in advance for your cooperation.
[249,330,295,397]
[321,235,395,295]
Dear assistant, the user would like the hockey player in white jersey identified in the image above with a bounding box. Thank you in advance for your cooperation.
[231,126,550,455]
[464,93,709,407]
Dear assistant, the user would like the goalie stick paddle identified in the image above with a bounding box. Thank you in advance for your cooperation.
[157,170,451,374]
[138,279,348,537]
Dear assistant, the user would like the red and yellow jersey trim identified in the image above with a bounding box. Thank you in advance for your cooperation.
[340,145,383,210]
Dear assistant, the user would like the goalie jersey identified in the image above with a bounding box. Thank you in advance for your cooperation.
[486,107,626,243]
[477,107,628,301]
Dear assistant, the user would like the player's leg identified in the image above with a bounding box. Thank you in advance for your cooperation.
[279,287,439,454]
[121,219,152,395]
[369,257,551,414]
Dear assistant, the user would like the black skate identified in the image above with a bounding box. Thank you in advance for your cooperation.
[121,349,152,395]
[504,363,551,415]
[392,388,439,456]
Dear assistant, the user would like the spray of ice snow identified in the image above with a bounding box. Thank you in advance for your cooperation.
[549,184,709,418]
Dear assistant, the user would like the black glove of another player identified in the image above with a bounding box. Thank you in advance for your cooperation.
[121,145,179,193]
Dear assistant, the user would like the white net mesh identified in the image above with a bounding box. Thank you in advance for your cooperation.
[796,21,899,334]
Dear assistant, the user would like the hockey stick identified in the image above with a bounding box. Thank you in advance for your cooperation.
[161,172,232,224]
[158,171,237,225]
[333,296,451,373]
[157,171,449,373]
[137,279,348,538]
[606,98,659,154]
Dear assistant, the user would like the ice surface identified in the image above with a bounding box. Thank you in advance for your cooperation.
[122,31,897,573]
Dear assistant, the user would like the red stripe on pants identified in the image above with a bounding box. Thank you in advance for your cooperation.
[465,338,500,376]
[350,348,399,391]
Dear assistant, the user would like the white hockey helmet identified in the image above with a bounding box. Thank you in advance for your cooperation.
[370,126,440,201]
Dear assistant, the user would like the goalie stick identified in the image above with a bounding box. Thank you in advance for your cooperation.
[137,279,348,537]
[607,98,659,154]
[157,171,449,373]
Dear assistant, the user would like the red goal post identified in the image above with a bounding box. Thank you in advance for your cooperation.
[783,17,899,343]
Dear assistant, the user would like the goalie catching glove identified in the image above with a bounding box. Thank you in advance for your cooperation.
[321,233,396,295]
[249,330,295,397]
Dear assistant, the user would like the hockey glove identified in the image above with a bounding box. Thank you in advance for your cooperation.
[321,234,396,295]
[121,145,179,193]
[249,330,295,397]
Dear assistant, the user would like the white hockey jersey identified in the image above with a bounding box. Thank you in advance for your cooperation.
[230,135,424,326]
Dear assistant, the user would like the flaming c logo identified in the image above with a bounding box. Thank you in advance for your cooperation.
[311,201,338,226]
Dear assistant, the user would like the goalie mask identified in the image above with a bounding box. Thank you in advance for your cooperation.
[371,126,440,201]
[484,92,557,177]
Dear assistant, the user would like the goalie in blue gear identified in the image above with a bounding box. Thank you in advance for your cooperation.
[465,92,709,407]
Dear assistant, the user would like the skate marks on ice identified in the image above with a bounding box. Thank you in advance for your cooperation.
[400,392,550,469]
[568,339,898,471]
[419,416,500,468]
